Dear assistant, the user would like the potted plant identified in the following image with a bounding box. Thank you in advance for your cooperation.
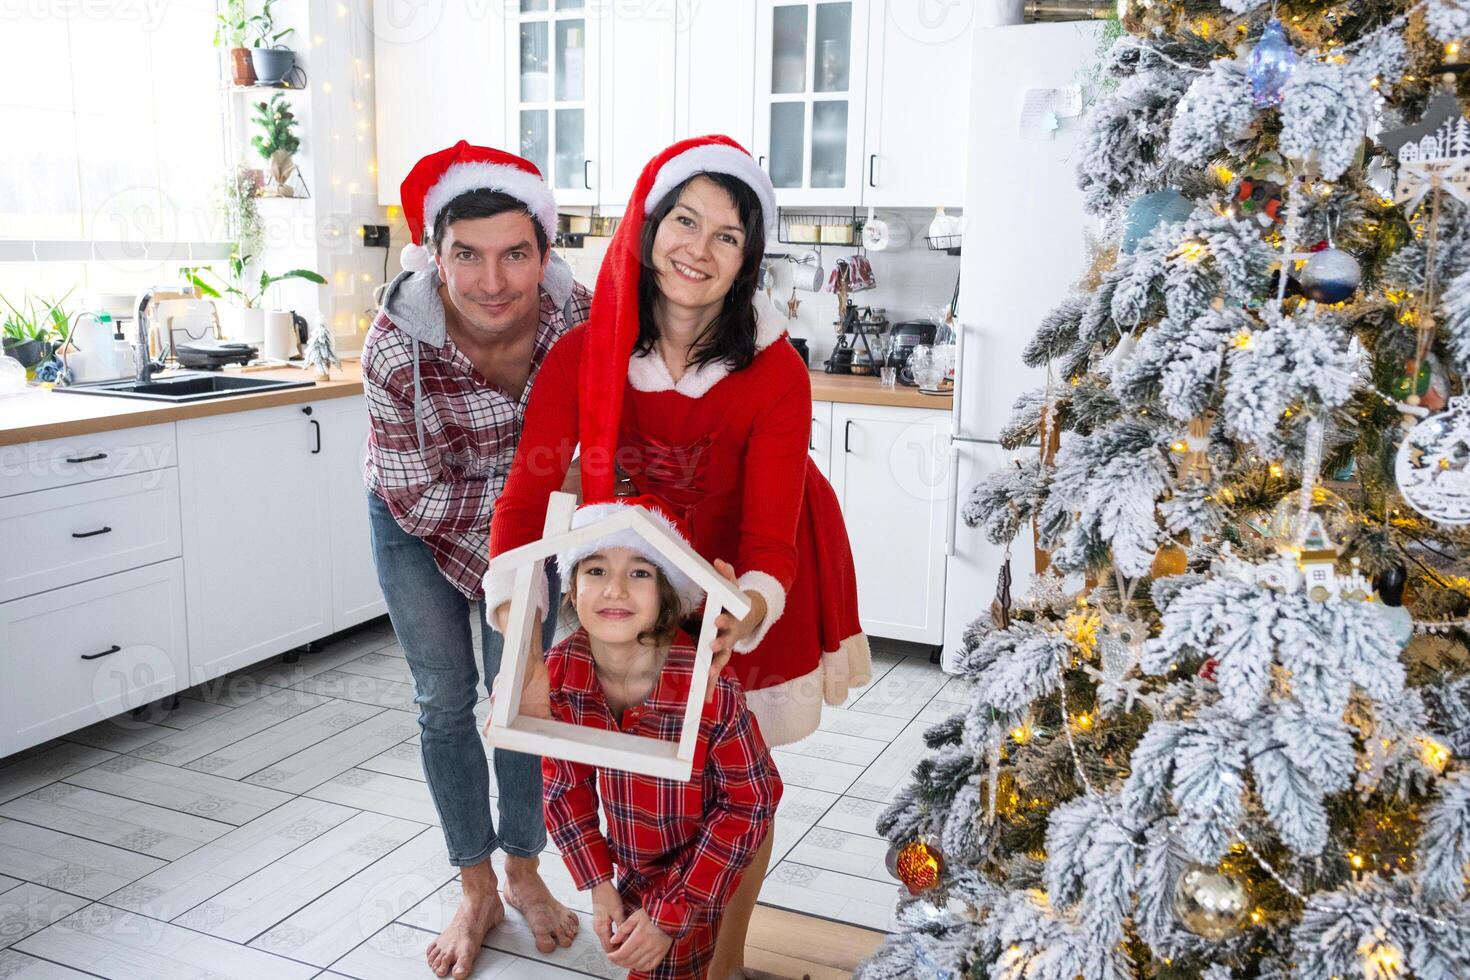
[249,0,296,86]
[1,291,72,372]
[252,93,301,197]
[186,252,326,344]
[213,0,257,87]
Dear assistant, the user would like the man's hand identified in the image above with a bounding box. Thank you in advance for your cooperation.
[606,908,673,972]
[589,881,625,954]
[705,559,767,702]
[490,601,552,720]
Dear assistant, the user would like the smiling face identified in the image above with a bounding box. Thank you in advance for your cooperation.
[433,210,548,340]
[571,547,664,647]
[648,175,748,322]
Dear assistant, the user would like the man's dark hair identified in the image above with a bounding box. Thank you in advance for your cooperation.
[634,171,766,373]
[431,189,548,257]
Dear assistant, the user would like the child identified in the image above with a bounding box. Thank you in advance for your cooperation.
[541,496,783,980]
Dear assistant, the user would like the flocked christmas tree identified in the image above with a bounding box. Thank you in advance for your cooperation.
[858,3,1470,978]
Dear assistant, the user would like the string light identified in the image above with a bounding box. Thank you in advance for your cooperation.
[1418,737,1451,773]
[1231,329,1254,350]
[1176,240,1209,263]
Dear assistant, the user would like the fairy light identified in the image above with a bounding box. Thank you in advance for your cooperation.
[1176,240,1209,263]
[1010,722,1033,745]
[1072,711,1095,732]
[1231,329,1254,350]
[1170,439,1188,453]
[1419,737,1451,773]
[1269,462,1284,478]
[1348,851,1365,870]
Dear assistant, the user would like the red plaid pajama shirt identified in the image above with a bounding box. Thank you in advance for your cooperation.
[542,628,783,980]
[362,284,592,597]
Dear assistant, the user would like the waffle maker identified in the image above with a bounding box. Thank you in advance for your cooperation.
[174,340,258,371]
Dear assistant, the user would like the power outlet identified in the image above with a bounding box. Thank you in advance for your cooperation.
[362,224,390,248]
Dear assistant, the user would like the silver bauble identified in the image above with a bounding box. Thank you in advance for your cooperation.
[1172,864,1250,939]
[1298,248,1361,304]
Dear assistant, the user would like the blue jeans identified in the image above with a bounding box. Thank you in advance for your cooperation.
[367,492,558,867]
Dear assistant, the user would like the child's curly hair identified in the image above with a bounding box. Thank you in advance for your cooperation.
[560,557,685,647]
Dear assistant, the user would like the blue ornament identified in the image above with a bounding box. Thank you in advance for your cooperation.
[1121,189,1193,254]
[1249,19,1298,109]
[1298,248,1361,303]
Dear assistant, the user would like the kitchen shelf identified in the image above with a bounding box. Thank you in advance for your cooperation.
[925,234,962,256]
[778,211,865,247]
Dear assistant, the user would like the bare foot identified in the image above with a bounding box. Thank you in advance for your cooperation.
[502,857,580,954]
[426,886,505,979]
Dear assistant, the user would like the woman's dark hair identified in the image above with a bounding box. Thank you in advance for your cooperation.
[431,189,548,256]
[560,557,684,648]
[635,171,767,372]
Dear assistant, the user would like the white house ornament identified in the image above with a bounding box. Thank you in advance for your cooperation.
[1395,395,1470,524]
[1382,91,1470,210]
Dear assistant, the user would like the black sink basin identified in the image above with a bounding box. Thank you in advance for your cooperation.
[56,372,316,403]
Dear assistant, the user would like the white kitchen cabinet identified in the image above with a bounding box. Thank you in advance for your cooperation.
[177,403,334,684]
[598,6,676,212]
[676,0,757,151]
[373,3,510,206]
[827,401,949,645]
[809,399,833,479]
[320,397,387,629]
[754,0,870,206]
[862,0,973,207]
[506,0,602,206]
[0,559,188,756]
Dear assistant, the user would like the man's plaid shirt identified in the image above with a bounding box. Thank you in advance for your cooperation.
[542,628,783,939]
[362,284,591,597]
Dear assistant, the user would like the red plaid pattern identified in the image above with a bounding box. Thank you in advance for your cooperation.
[542,628,782,948]
[362,284,591,597]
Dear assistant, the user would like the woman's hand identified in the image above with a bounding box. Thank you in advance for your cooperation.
[606,907,673,972]
[590,881,625,953]
[705,559,767,702]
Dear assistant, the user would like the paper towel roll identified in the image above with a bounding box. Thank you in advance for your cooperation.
[861,215,910,252]
[263,311,297,361]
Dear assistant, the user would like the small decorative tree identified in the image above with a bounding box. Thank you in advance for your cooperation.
[301,317,340,381]
[251,94,300,197]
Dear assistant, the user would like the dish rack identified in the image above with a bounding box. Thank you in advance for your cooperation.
[778,211,864,246]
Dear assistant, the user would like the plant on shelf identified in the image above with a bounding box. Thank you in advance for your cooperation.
[249,0,296,86]
[251,93,301,197]
[185,252,325,343]
[213,0,257,86]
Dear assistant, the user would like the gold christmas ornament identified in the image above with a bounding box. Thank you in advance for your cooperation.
[1151,541,1189,578]
[1172,864,1250,939]
[889,838,944,896]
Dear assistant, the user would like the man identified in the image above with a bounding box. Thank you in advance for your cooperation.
[362,142,591,980]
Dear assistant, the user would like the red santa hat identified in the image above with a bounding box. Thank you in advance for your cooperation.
[556,494,704,617]
[579,135,776,504]
[397,141,560,275]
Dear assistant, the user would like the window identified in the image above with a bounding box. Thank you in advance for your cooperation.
[0,0,231,301]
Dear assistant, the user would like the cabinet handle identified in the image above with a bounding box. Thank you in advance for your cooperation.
[310,419,322,454]
[65,452,107,464]
[810,417,817,452]
[72,526,112,539]
[868,153,877,187]
[80,644,121,661]
[844,420,853,453]
[945,444,960,558]
[758,154,766,169]
[583,159,593,190]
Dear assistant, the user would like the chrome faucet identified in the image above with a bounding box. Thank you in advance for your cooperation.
[133,286,196,384]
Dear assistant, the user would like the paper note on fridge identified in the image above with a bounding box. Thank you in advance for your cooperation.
[1019,86,1083,141]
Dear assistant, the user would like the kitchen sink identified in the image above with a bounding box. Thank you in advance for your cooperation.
[55,372,316,403]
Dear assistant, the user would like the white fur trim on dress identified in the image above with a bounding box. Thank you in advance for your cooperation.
[554,503,703,617]
[732,570,786,654]
[646,144,777,241]
[626,290,788,397]
[743,633,872,747]
[482,561,549,634]
[421,161,558,246]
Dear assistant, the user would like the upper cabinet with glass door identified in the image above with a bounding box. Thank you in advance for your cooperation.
[754,0,869,206]
[507,0,600,207]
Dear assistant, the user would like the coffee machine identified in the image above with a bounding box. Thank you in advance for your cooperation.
[889,319,938,385]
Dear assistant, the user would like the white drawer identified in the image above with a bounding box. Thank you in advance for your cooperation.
[0,423,177,497]
[0,469,182,602]
[0,559,188,754]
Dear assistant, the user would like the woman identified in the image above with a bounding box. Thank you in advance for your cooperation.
[486,135,870,978]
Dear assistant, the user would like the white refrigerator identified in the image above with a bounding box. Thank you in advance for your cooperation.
[942,20,1106,672]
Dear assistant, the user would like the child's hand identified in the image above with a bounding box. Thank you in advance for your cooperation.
[590,881,625,953]
[606,908,673,972]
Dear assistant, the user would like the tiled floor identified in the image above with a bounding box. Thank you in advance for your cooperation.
[0,618,960,978]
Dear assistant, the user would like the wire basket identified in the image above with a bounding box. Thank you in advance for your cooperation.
[924,234,962,256]
[779,212,861,246]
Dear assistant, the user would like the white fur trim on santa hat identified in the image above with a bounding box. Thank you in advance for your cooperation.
[555,503,704,617]
[421,161,559,247]
[645,143,777,241]
[399,242,432,273]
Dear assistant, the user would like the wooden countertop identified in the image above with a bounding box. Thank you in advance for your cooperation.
[0,362,366,447]
[809,370,954,410]
[0,359,950,448]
